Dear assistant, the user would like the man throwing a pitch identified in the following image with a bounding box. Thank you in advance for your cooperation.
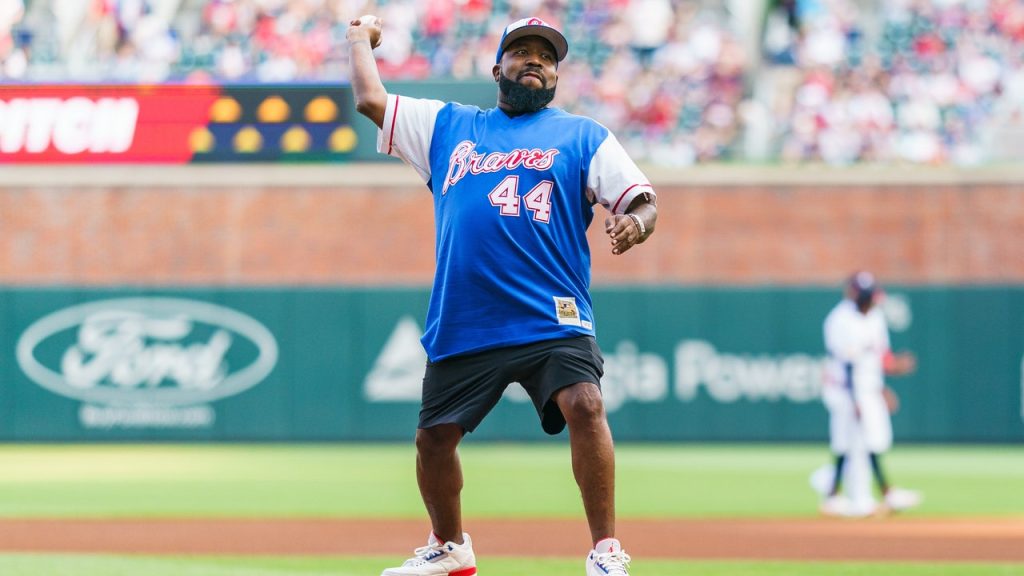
[347,13,657,576]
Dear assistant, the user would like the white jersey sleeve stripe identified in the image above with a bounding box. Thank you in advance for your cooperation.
[386,95,400,155]
[377,94,399,156]
[611,183,654,213]
[587,132,656,214]
[376,94,445,184]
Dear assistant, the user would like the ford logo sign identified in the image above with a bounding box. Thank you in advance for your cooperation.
[16,298,278,406]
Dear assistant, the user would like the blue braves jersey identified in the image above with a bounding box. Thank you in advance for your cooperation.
[378,95,654,361]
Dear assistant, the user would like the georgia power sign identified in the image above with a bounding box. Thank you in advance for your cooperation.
[16,298,278,429]
[364,296,916,413]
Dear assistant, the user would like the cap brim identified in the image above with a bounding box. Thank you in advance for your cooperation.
[500,25,568,62]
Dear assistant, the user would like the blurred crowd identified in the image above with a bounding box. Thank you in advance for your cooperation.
[764,0,1024,164]
[2,0,1023,165]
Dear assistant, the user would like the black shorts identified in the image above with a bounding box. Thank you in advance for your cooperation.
[419,335,604,435]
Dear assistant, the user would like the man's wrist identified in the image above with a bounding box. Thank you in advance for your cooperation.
[628,213,646,236]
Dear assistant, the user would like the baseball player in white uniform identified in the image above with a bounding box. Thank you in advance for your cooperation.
[816,271,921,517]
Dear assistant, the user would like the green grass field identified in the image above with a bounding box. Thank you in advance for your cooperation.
[1,443,1022,575]
[1,555,1022,576]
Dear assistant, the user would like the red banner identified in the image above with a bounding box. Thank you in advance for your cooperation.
[0,85,221,164]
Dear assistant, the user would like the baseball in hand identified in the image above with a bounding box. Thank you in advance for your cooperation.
[357,14,382,48]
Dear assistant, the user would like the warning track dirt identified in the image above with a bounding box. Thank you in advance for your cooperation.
[1,517,1022,562]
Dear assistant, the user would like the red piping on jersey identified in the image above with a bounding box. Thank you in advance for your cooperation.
[387,95,400,155]
[612,183,653,213]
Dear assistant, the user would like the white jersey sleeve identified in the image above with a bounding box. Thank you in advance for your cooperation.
[826,302,873,366]
[586,131,655,214]
[823,302,860,391]
[376,94,446,183]
[875,310,892,355]
[824,306,853,362]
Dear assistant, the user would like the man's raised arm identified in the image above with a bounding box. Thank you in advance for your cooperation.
[346,15,387,128]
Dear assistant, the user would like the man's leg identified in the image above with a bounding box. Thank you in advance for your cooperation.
[845,439,875,516]
[554,382,615,545]
[416,423,465,544]
[868,452,890,494]
[827,454,846,496]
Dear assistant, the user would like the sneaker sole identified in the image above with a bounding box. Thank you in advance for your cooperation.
[381,568,476,576]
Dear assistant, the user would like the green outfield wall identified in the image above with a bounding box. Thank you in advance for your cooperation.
[2,286,1021,442]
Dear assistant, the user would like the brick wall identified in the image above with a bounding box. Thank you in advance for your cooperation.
[2,167,1022,285]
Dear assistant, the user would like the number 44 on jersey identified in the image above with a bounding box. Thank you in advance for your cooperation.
[488,176,553,223]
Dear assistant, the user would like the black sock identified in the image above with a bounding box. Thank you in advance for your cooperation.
[869,453,890,494]
[829,454,846,496]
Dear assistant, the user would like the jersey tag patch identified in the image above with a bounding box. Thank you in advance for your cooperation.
[553,296,582,327]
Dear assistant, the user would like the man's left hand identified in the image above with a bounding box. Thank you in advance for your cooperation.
[606,214,643,255]
[883,386,901,414]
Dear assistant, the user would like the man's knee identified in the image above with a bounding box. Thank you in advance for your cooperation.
[416,423,462,457]
[556,382,606,424]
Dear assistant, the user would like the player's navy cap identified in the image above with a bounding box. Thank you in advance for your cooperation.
[495,17,568,64]
[849,271,877,295]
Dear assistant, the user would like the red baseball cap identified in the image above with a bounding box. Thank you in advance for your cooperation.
[495,17,568,63]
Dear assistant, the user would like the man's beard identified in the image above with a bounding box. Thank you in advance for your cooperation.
[499,72,556,114]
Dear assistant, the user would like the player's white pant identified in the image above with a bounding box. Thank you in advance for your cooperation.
[810,430,877,516]
[823,385,892,454]
[844,433,875,514]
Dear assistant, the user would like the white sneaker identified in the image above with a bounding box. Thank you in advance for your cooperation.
[884,487,923,512]
[381,532,477,576]
[819,495,854,517]
[586,538,631,576]
[808,464,835,497]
